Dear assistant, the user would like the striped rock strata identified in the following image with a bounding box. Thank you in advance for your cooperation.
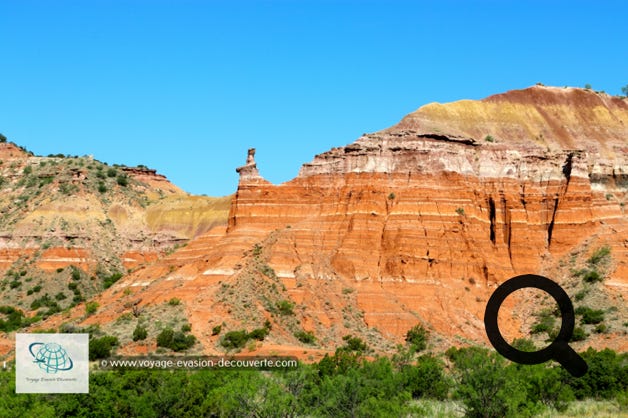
[57,86,628,356]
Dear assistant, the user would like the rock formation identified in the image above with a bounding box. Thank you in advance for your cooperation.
[0,146,231,330]
[218,87,627,353]
[12,86,627,359]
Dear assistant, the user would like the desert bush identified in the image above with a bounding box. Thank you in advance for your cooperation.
[103,272,123,289]
[86,301,99,315]
[0,306,27,332]
[587,246,610,265]
[295,330,316,344]
[340,335,368,353]
[405,324,429,352]
[116,174,129,187]
[220,330,249,349]
[275,300,294,315]
[156,327,196,352]
[575,306,605,324]
[133,325,148,341]
[89,335,119,360]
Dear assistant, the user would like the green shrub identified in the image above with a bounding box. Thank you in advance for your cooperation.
[71,266,82,281]
[512,338,537,352]
[295,330,316,344]
[401,354,450,399]
[221,330,249,349]
[594,323,607,334]
[405,324,429,351]
[569,348,628,399]
[587,246,611,265]
[168,298,181,306]
[59,183,79,195]
[102,272,123,289]
[211,325,222,336]
[106,168,117,177]
[86,301,99,315]
[0,306,27,332]
[181,323,192,333]
[39,176,53,187]
[133,325,148,341]
[32,285,42,293]
[276,300,294,315]
[531,318,555,334]
[98,182,107,193]
[116,174,129,187]
[156,327,196,352]
[582,269,602,283]
[247,327,269,341]
[340,335,368,353]
[530,308,558,336]
[156,328,175,348]
[54,292,67,301]
[89,335,119,360]
[570,326,587,342]
[31,294,59,311]
[575,306,605,324]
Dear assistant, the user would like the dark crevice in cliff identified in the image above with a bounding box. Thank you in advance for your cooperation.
[562,152,574,186]
[376,211,389,282]
[547,198,559,247]
[417,133,478,146]
[488,198,496,244]
[501,197,512,263]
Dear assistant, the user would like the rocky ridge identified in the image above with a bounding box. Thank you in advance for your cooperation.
[0,144,230,330]
[5,86,627,360]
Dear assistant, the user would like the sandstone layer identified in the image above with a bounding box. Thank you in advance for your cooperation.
[17,86,628,359]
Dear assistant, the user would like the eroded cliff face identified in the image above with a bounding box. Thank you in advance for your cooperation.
[26,86,628,359]
[226,86,627,352]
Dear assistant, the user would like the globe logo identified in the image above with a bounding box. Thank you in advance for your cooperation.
[28,342,74,373]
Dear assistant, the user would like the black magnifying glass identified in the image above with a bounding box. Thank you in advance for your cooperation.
[484,274,588,377]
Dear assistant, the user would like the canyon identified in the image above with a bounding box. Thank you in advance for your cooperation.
[1,85,627,359]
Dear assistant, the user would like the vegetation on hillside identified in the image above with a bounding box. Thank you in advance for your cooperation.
[0,345,625,417]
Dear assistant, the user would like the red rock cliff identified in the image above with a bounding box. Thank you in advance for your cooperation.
[56,86,627,357]
[225,86,627,349]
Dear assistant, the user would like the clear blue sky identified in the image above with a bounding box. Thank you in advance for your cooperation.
[1,1,626,196]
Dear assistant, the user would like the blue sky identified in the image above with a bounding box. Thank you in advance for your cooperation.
[1,1,626,196]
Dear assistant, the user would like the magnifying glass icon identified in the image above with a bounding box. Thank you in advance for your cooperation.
[484,274,588,377]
